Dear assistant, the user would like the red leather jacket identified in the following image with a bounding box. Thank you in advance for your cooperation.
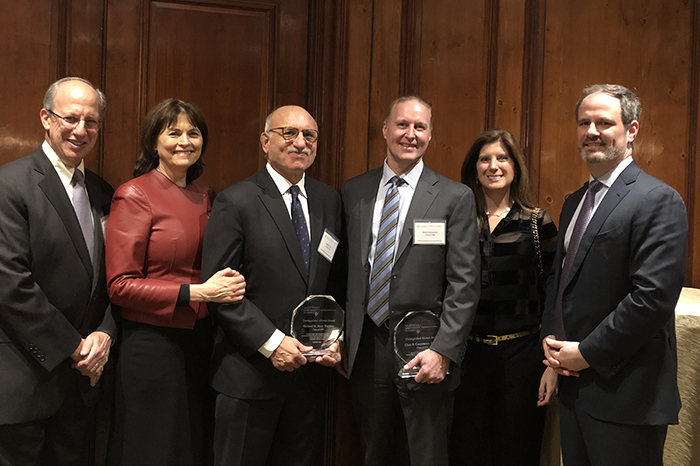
[106,169,214,329]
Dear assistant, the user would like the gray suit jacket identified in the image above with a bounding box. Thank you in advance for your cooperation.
[0,147,115,424]
[542,160,686,425]
[341,165,480,389]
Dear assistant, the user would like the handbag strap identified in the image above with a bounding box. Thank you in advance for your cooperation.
[530,207,543,274]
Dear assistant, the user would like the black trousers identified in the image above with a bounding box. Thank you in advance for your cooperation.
[107,318,214,466]
[212,364,328,466]
[351,316,453,466]
[450,332,547,466]
[0,378,97,466]
[559,396,667,466]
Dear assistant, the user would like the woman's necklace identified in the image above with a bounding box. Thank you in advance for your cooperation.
[486,206,511,218]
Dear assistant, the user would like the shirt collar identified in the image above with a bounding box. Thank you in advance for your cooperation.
[591,155,634,188]
[42,140,85,185]
[265,162,307,198]
[380,158,424,190]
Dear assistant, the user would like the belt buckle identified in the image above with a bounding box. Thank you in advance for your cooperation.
[483,335,499,346]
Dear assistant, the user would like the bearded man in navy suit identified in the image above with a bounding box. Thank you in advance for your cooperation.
[542,84,687,466]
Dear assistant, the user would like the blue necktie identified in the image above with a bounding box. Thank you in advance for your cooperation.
[367,176,403,326]
[290,185,310,272]
[554,179,603,339]
[71,169,94,262]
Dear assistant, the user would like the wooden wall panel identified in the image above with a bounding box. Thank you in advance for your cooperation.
[538,0,693,226]
[0,1,57,164]
[493,0,526,141]
[102,0,314,195]
[146,2,275,193]
[416,0,489,181]
[341,0,373,181]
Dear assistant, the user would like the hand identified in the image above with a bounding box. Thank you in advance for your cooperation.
[72,331,112,386]
[311,341,343,369]
[193,268,246,303]
[543,337,588,377]
[270,336,310,372]
[404,349,450,384]
[537,367,558,406]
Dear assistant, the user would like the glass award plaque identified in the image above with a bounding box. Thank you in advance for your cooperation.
[394,310,440,378]
[290,295,344,358]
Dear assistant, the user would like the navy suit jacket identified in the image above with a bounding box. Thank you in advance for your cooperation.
[341,165,480,390]
[202,168,342,399]
[542,160,686,425]
[0,147,115,424]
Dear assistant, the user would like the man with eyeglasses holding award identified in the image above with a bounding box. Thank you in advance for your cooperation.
[0,77,115,465]
[202,105,343,466]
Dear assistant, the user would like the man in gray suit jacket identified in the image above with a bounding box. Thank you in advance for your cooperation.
[542,84,687,465]
[202,105,342,466]
[0,78,115,465]
[341,96,480,466]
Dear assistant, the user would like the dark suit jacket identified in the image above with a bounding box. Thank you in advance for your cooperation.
[0,146,115,424]
[542,160,686,425]
[341,165,480,390]
[202,168,342,399]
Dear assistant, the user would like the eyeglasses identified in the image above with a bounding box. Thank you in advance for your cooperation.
[268,126,319,144]
[47,109,101,130]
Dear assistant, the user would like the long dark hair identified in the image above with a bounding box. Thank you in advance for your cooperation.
[133,99,208,183]
[461,129,535,230]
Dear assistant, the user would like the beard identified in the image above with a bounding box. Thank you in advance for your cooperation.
[578,138,625,164]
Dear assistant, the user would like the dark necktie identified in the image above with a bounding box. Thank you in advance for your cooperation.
[71,169,94,262]
[290,185,310,272]
[367,176,404,326]
[554,179,603,339]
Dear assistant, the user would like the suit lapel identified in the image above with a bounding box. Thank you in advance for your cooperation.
[395,167,438,262]
[35,150,94,279]
[256,169,309,285]
[563,163,638,289]
[307,178,323,286]
[359,169,383,270]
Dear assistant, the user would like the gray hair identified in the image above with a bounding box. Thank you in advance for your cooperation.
[385,95,433,129]
[575,84,641,128]
[43,77,107,117]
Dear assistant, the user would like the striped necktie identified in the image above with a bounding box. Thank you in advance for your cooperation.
[367,176,404,326]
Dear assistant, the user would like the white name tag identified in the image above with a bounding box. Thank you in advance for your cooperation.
[413,219,446,245]
[318,228,339,262]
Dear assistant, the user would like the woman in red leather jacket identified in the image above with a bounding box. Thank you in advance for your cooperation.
[105,99,245,465]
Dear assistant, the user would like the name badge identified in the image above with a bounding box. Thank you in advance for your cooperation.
[413,219,446,245]
[318,228,339,262]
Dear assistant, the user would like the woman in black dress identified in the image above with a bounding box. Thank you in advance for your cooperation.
[450,129,558,465]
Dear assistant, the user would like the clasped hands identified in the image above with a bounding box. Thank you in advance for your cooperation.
[270,336,342,372]
[71,331,112,386]
[542,334,590,377]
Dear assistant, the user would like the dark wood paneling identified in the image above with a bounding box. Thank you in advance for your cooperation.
[690,0,700,286]
[0,1,56,164]
[102,0,313,194]
[341,0,373,181]
[415,0,488,181]
[539,0,693,231]
[146,2,275,193]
